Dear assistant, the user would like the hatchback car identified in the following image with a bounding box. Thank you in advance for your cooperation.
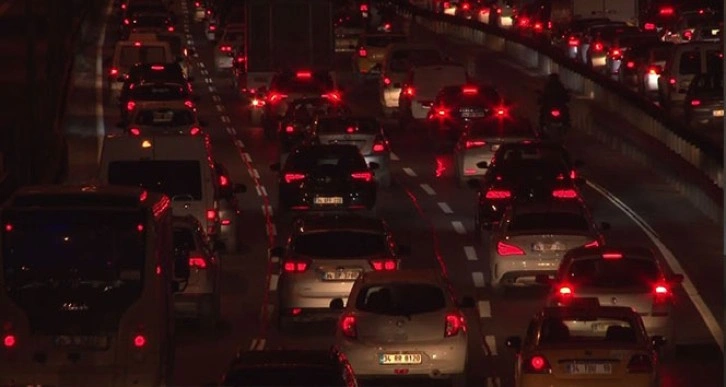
[123,103,205,136]
[540,245,683,352]
[453,116,538,186]
[332,269,473,385]
[487,198,608,292]
[312,116,392,188]
[354,33,407,75]
[121,81,197,122]
[277,97,352,153]
[272,144,378,213]
[684,72,724,126]
[273,214,408,328]
[505,304,663,387]
[172,215,221,330]
[214,24,245,72]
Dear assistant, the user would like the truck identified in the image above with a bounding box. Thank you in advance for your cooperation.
[571,0,639,25]
[234,0,335,108]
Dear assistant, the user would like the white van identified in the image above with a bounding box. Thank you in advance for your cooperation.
[379,43,445,116]
[99,135,244,249]
[657,42,722,109]
[398,63,469,122]
[109,39,173,101]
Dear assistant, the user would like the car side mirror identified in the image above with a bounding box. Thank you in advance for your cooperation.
[670,274,684,284]
[467,179,481,190]
[458,296,476,309]
[535,274,553,285]
[329,298,345,311]
[269,246,284,259]
[369,162,380,170]
[270,163,281,172]
[600,222,611,231]
[187,76,195,82]
[505,336,522,350]
[476,161,488,169]
[233,183,246,194]
[396,245,411,256]
[651,335,666,349]
[199,119,208,127]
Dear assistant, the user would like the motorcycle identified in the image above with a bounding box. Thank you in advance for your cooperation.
[537,91,571,142]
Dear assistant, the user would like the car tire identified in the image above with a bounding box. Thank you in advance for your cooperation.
[199,294,219,332]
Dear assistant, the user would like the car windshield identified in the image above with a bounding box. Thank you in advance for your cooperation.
[107,160,203,200]
[130,84,188,100]
[509,212,589,232]
[539,316,639,345]
[133,108,195,126]
[119,46,169,68]
[222,366,345,386]
[317,118,380,134]
[566,257,660,289]
[292,231,386,257]
[356,283,446,315]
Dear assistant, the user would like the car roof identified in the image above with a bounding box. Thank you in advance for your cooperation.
[293,214,387,233]
[360,269,444,285]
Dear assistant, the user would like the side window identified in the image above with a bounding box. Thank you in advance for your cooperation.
[678,50,701,75]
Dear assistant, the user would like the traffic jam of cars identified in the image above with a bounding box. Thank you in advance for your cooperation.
[0,0,720,386]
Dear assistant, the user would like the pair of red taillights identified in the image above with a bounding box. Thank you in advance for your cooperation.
[497,239,599,256]
[2,333,147,349]
[128,127,201,136]
[524,353,654,374]
[283,171,373,184]
[485,188,578,200]
[282,259,396,273]
[340,311,465,339]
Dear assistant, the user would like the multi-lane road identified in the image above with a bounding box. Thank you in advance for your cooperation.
[62,0,722,385]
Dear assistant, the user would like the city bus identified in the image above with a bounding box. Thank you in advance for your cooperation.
[0,184,188,386]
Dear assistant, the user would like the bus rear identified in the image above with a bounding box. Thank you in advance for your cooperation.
[0,185,181,386]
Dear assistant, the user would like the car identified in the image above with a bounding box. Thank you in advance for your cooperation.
[398,63,469,128]
[426,84,506,147]
[603,32,660,77]
[122,81,197,122]
[277,97,352,153]
[272,214,408,328]
[683,72,724,126]
[617,42,674,98]
[486,198,608,292]
[334,12,365,53]
[214,24,245,72]
[453,116,539,186]
[331,269,474,385]
[108,39,173,103]
[582,25,641,69]
[657,42,722,110]
[219,348,358,386]
[539,245,684,352]
[553,18,611,60]
[172,215,221,330]
[663,9,718,44]
[192,0,208,22]
[468,141,585,232]
[354,33,407,76]
[122,11,175,39]
[689,21,722,43]
[505,304,663,387]
[121,103,205,136]
[272,144,378,213]
[379,43,445,116]
[312,116,392,188]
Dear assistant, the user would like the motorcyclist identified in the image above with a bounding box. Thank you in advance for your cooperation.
[539,73,571,130]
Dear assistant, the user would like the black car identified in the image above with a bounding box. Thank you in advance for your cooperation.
[220,348,358,387]
[426,84,505,146]
[121,81,196,121]
[684,72,724,126]
[468,141,584,232]
[272,144,377,213]
[118,63,191,109]
[278,97,352,153]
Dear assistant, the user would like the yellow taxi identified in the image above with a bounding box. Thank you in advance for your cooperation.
[353,33,407,75]
[505,302,662,387]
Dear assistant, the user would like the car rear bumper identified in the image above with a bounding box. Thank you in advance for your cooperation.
[491,258,561,286]
[520,374,654,387]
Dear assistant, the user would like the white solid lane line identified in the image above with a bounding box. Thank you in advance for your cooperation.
[402,167,416,177]
[438,202,453,214]
[420,183,436,196]
[478,300,491,318]
[464,246,478,261]
[587,180,723,351]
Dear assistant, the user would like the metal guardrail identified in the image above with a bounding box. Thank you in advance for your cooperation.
[386,0,723,219]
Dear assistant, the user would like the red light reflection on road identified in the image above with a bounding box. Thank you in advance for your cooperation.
[435,156,447,177]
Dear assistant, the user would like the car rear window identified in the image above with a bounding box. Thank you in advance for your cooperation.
[356,283,446,315]
[566,257,660,288]
[292,231,386,257]
[509,213,589,232]
[119,46,168,68]
[285,147,368,171]
[130,84,188,100]
[271,74,334,94]
[223,366,345,386]
[173,227,197,252]
[317,118,380,134]
[539,317,638,344]
[133,108,195,126]
[679,50,701,75]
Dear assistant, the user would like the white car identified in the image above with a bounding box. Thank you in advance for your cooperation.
[332,269,473,385]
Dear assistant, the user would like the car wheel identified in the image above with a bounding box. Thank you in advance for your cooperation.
[199,294,219,332]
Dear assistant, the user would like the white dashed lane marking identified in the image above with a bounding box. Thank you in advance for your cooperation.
[472,272,485,288]
[437,202,452,214]
[464,246,478,261]
[390,152,400,161]
[205,77,212,83]
[241,152,252,162]
[402,167,416,177]
[198,62,205,69]
[226,127,236,135]
[250,169,260,179]
[420,183,436,196]
[215,104,224,112]
[477,300,491,318]
[212,95,221,102]
[262,204,274,217]
[451,221,466,234]
[235,139,245,148]
[269,274,279,291]
[266,224,277,237]
[255,186,268,197]
[484,335,497,356]
[208,85,215,92]
[221,115,231,123]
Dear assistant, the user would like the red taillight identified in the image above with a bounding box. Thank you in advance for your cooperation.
[485,189,511,199]
[296,71,312,79]
[284,173,306,184]
[461,3,470,10]
[462,86,478,94]
[184,100,194,109]
[126,101,136,111]
[497,241,525,256]
[654,284,669,295]
[322,91,342,102]
[593,42,604,51]
[208,25,216,31]
[360,4,368,12]
[568,36,580,46]
[383,77,391,86]
[123,18,130,25]
[358,47,367,57]
[340,314,357,338]
[370,259,397,271]
[220,45,232,52]
[268,92,288,103]
[690,99,701,106]
[219,175,229,186]
[444,312,465,337]
[133,334,146,348]
[3,334,16,348]
[129,127,141,136]
[602,252,623,260]
[236,55,245,63]
[189,127,201,136]
[194,1,200,6]
[167,26,174,32]
[533,22,543,31]
[647,66,659,75]
[189,256,207,269]
[558,285,573,296]
[644,22,655,30]
[285,125,294,133]
[110,67,119,76]
[610,48,622,58]
[683,30,693,40]
[151,65,164,71]
[552,189,577,198]
[133,41,142,47]
[351,171,373,182]
[626,61,635,69]
[584,240,600,248]
[627,354,653,373]
[465,140,486,148]
[494,106,508,117]
[659,7,674,16]
[4,224,12,232]
[550,109,561,117]
[282,260,309,273]
[206,209,217,221]
[432,108,449,119]
[372,138,387,152]
[403,86,415,97]
[525,355,551,373]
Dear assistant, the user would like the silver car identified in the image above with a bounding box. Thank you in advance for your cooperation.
[123,102,206,136]
[214,25,245,72]
[173,215,221,330]
[541,245,683,353]
[453,116,538,186]
[273,214,408,329]
[332,269,473,384]
[487,198,608,293]
[312,116,392,188]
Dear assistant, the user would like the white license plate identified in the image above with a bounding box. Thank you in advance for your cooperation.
[379,353,422,365]
[323,270,360,281]
[54,335,109,349]
[314,196,343,205]
[533,242,566,252]
[567,362,613,375]
[713,109,724,117]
